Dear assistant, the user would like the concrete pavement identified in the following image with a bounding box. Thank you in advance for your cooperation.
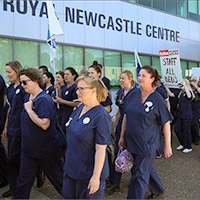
[0,184,50,199]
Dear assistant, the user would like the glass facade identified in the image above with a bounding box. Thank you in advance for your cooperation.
[0,37,199,87]
[128,0,200,22]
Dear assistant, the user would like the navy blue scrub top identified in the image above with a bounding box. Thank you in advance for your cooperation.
[115,87,136,134]
[124,89,172,157]
[7,83,25,136]
[191,89,200,119]
[61,83,78,124]
[174,91,193,119]
[21,92,60,158]
[0,75,7,129]
[45,85,55,96]
[64,103,112,180]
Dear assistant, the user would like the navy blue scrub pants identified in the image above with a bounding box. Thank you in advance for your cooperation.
[12,154,64,199]
[62,173,106,199]
[0,133,8,184]
[8,134,21,191]
[175,117,192,149]
[127,155,164,199]
[191,117,200,143]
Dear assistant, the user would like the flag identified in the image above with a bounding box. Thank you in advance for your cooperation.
[134,49,142,88]
[46,0,63,75]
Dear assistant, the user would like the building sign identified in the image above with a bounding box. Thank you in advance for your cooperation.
[159,49,182,88]
[0,0,200,61]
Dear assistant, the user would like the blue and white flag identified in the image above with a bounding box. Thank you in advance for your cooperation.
[134,49,142,88]
[46,0,63,75]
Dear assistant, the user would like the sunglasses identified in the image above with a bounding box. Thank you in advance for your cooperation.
[20,79,31,85]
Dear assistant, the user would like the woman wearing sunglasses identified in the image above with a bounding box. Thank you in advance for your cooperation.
[62,76,112,199]
[12,68,64,199]
[2,61,25,198]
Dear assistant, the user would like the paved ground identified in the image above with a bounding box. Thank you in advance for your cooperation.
[1,133,200,199]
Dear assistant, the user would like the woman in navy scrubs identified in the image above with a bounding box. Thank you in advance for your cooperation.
[2,61,25,198]
[62,76,112,199]
[166,79,195,153]
[189,77,200,145]
[88,64,112,113]
[12,68,64,199]
[107,70,136,192]
[0,75,8,189]
[42,71,55,96]
[119,65,173,199]
[54,67,79,134]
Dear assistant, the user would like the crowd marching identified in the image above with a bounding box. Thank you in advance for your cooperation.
[0,60,199,199]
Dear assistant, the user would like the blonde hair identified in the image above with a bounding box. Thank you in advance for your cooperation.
[121,70,136,87]
[76,76,108,102]
[179,79,195,100]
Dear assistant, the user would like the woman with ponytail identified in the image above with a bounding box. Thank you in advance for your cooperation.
[62,76,112,199]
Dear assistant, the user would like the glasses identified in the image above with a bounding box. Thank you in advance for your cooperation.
[20,79,31,85]
[76,87,92,92]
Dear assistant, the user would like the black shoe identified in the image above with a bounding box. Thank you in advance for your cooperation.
[0,181,8,188]
[106,183,120,193]
[147,192,164,199]
[37,171,45,188]
[2,189,15,198]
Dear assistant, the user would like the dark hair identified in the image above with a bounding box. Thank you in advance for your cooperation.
[56,71,65,79]
[65,67,79,81]
[88,64,102,77]
[38,65,49,73]
[93,60,103,69]
[141,65,160,87]
[43,71,55,85]
[19,68,44,89]
[6,60,23,78]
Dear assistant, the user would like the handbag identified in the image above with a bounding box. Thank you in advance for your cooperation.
[115,148,134,173]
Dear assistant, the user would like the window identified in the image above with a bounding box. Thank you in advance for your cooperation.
[122,52,135,80]
[140,55,151,66]
[177,0,187,18]
[153,0,165,11]
[152,56,162,76]
[0,38,12,78]
[105,51,121,86]
[85,48,103,69]
[166,0,177,15]
[138,0,152,7]
[180,60,188,78]
[64,46,84,75]
[188,0,198,20]
[15,40,39,70]
[188,61,198,78]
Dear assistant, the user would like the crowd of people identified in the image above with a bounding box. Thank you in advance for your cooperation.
[0,60,199,199]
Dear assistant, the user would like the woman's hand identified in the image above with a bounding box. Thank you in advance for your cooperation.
[2,128,7,139]
[87,175,100,194]
[118,137,125,148]
[24,100,33,112]
[164,146,173,158]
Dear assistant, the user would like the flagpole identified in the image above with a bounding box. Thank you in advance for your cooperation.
[134,49,142,88]
[46,0,63,109]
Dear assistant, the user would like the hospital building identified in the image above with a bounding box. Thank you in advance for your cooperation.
[0,0,200,86]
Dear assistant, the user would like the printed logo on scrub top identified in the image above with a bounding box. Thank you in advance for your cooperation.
[144,101,154,113]
[16,88,20,94]
[65,91,69,96]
